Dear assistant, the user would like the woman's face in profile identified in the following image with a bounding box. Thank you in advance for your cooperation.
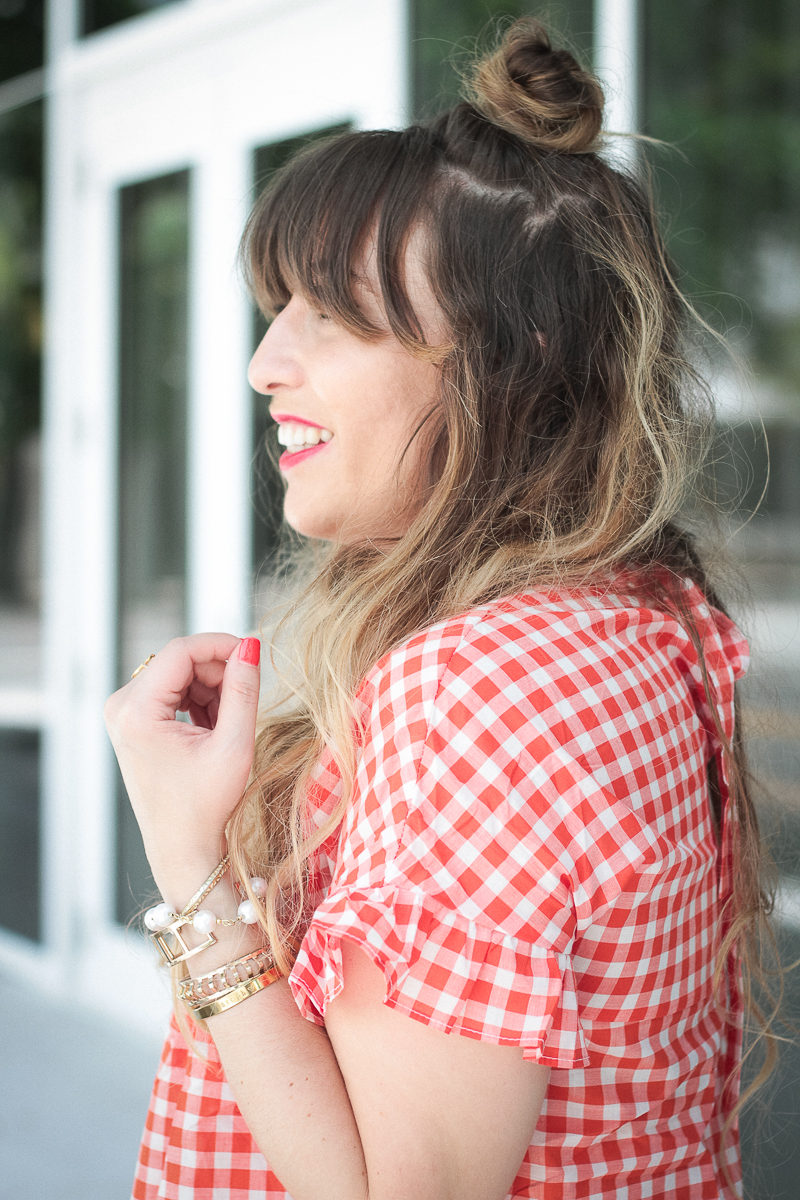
[248,238,443,545]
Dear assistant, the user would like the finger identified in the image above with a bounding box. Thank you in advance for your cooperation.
[188,701,214,730]
[191,659,230,689]
[128,634,241,720]
[183,681,222,730]
[183,679,221,711]
[213,637,261,754]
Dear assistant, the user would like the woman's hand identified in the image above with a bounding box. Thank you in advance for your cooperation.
[104,633,262,907]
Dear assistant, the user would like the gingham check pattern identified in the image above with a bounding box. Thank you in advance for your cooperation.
[133,579,747,1199]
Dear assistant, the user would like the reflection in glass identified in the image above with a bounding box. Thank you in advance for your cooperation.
[0,728,41,940]
[81,0,178,37]
[0,98,43,691]
[116,169,189,923]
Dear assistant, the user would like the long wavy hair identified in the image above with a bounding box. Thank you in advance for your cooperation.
[229,17,777,1129]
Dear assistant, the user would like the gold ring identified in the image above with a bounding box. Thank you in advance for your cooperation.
[131,652,156,679]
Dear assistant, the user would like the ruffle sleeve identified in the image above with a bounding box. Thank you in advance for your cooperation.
[288,884,588,1068]
[286,597,694,1074]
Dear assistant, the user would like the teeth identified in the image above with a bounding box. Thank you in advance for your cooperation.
[276,421,333,450]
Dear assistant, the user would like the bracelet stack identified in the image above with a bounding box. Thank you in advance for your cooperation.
[144,856,282,1019]
[188,963,282,1020]
[179,946,280,1020]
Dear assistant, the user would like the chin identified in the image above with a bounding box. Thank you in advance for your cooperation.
[282,498,414,546]
[282,505,339,542]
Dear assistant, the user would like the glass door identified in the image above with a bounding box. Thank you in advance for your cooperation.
[41,0,408,1014]
[0,7,45,949]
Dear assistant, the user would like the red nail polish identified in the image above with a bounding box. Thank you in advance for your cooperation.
[238,637,261,666]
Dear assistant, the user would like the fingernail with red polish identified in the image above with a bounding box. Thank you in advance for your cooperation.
[238,637,261,666]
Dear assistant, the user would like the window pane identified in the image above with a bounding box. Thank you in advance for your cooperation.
[0,0,44,83]
[81,0,179,37]
[642,0,800,847]
[410,0,594,117]
[115,169,189,924]
[0,98,43,691]
[0,727,41,940]
[642,0,800,589]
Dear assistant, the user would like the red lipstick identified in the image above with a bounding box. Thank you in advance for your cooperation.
[279,444,329,470]
[271,412,327,429]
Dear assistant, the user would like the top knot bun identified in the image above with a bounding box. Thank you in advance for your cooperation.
[467,18,603,154]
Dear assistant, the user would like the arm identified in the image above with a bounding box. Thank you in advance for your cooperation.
[105,634,548,1200]
[196,926,547,1200]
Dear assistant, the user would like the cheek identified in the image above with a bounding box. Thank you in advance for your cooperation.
[369,402,436,486]
[382,404,440,503]
[382,358,441,436]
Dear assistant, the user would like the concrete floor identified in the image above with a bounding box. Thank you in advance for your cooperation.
[0,973,163,1200]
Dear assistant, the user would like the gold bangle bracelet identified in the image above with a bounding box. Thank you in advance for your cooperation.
[178,947,275,1006]
[190,965,282,1020]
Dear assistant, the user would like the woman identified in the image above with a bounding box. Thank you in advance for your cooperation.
[105,18,769,1200]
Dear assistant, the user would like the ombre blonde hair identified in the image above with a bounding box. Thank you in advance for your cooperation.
[230,17,777,1125]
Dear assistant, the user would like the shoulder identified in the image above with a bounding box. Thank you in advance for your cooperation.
[344,590,671,917]
[358,584,674,717]
[352,578,746,774]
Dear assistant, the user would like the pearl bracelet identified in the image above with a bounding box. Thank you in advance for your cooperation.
[144,876,266,935]
[144,861,268,967]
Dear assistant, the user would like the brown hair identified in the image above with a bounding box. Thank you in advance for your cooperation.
[234,16,777,1138]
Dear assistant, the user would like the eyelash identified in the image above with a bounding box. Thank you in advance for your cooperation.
[268,300,331,323]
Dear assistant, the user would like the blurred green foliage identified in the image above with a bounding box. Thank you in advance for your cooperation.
[643,0,800,409]
[0,98,41,601]
[0,100,41,450]
[410,0,594,118]
[117,171,188,473]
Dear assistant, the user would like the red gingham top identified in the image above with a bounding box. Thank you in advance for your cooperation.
[132,578,748,1199]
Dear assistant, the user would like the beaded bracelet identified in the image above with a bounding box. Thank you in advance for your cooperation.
[178,947,275,1007]
[144,860,268,967]
[190,964,283,1021]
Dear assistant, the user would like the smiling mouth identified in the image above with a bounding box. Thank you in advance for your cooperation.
[276,420,333,454]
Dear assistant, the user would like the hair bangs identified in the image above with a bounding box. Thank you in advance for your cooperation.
[241,127,442,346]
[241,126,448,348]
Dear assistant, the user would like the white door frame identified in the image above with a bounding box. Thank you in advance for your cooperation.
[35,0,409,1029]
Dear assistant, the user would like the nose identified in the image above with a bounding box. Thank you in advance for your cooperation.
[247,309,303,395]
